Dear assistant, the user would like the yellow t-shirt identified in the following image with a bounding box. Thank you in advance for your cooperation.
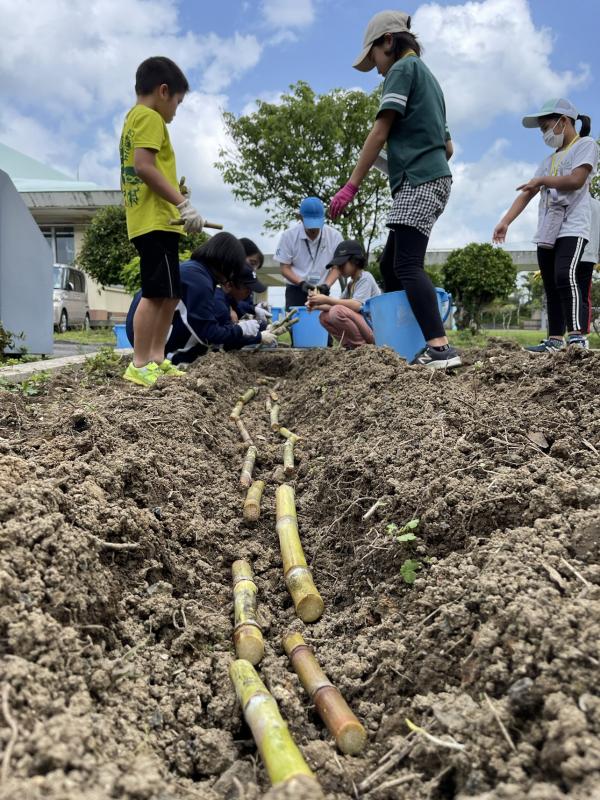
[119,104,179,240]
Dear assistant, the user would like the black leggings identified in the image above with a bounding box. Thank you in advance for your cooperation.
[537,237,589,335]
[379,226,445,341]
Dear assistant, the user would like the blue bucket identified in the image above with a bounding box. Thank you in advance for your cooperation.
[113,324,132,348]
[363,288,452,361]
[291,306,329,348]
[271,306,285,324]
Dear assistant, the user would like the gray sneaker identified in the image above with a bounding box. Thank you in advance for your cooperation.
[410,345,462,369]
[567,335,589,349]
[525,338,565,353]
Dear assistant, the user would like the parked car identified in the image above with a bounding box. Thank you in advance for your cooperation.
[53,265,90,332]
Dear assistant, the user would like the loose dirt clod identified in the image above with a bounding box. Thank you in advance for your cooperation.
[0,345,599,799]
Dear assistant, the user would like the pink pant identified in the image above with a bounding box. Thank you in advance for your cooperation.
[319,306,375,349]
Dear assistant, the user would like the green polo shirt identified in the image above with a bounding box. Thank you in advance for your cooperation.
[378,54,452,193]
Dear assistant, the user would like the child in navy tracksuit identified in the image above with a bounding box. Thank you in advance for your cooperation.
[126,234,274,365]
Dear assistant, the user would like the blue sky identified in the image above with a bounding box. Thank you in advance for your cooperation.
[0,0,597,252]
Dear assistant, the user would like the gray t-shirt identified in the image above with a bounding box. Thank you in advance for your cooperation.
[534,136,598,242]
[582,196,600,263]
[341,271,381,307]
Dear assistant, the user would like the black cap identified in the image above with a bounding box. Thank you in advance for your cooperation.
[234,264,267,294]
[329,239,365,266]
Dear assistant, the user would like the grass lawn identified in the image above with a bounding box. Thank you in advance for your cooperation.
[54,328,116,345]
[448,328,600,349]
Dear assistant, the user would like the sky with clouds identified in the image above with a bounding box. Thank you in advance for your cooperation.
[0,0,597,253]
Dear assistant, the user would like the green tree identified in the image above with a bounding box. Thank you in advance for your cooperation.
[78,206,137,287]
[216,81,391,256]
[591,138,600,199]
[443,243,516,331]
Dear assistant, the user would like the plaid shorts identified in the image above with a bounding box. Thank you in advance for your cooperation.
[387,176,452,237]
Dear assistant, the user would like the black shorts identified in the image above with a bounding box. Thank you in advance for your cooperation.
[132,231,181,299]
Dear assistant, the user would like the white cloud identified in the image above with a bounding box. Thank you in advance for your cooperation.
[261,0,315,29]
[414,0,590,130]
[429,139,539,249]
[0,0,261,114]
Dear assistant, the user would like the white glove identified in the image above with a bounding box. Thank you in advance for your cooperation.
[238,319,260,338]
[254,305,271,324]
[176,198,204,234]
[260,331,278,346]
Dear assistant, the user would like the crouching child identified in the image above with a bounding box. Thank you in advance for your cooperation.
[306,240,381,348]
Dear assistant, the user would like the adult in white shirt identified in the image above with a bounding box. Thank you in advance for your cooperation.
[274,197,343,311]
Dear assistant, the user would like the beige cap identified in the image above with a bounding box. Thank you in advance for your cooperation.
[353,10,412,72]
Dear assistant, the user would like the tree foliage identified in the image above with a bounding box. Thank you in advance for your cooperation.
[78,206,137,287]
[443,243,516,330]
[216,81,391,255]
[591,139,600,199]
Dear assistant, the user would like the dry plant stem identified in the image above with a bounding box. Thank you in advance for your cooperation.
[236,419,253,446]
[244,480,265,523]
[230,401,244,420]
[240,387,258,405]
[283,633,366,755]
[279,427,300,444]
[270,404,280,432]
[483,693,516,753]
[265,397,272,413]
[232,561,264,665]
[89,535,140,552]
[362,499,383,521]
[276,485,324,623]
[283,441,295,478]
[229,660,315,786]
[1,685,18,784]
[240,446,258,489]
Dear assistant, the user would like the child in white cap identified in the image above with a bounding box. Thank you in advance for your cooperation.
[328,11,460,369]
[493,98,598,351]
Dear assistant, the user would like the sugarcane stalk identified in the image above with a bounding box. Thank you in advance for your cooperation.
[244,480,265,523]
[265,396,272,413]
[240,387,258,405]
[232,561,264,665]
[230,660,315,786]
[240,446,257,489]
[275,485,324,623]
[269,390,280,403]
[236,418,253,446]
[283,633,367,755]
[279,427,300,444]
[230,401,244,420]
[273,308,298,329]
[283,440,295,478]
[270,404,280,432]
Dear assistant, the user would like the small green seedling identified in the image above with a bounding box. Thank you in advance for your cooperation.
[400,559,422,584]
[386,518,420,542]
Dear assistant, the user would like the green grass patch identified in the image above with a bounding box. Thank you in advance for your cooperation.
[54,328,116,345]
[448,328,600,349]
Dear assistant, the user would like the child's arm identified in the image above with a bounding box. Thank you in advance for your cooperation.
[517,165,592,194]
[330,112,395,218]
[134,148,186,205]
[492,188,539,244]
[306,295,362,312]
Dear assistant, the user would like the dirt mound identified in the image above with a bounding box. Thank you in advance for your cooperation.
[0,345,599,799]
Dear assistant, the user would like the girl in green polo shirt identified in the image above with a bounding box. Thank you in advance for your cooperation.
[329,10,460,369]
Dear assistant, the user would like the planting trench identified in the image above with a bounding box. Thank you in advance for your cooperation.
[0,342,599,800]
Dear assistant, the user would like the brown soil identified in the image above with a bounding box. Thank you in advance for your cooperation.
[0,343,599,800]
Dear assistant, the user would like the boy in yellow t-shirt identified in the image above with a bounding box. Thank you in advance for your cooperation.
[120,56,205,387]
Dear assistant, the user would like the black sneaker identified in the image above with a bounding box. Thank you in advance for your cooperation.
[525,338,565,353]
[410,345,462,369]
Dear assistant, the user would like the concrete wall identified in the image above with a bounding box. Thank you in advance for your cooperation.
[0,170,53,354]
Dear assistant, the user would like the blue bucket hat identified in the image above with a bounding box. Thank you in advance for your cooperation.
[299,197,325,229]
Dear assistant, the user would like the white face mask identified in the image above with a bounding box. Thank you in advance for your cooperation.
[543,119,565,149]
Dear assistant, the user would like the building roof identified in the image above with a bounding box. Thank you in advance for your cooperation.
[0,142,109,192]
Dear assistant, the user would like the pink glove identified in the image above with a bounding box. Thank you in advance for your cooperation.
[329,182,358,218]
